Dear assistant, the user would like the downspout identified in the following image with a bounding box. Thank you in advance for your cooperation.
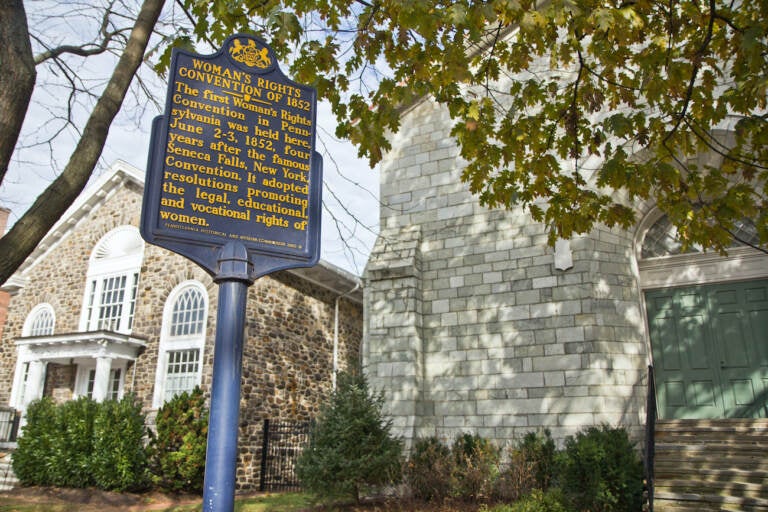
[333,282,360,391]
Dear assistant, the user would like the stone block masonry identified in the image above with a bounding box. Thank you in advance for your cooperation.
[364,98,648,449]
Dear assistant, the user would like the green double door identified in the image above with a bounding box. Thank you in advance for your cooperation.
[646,279,768,419]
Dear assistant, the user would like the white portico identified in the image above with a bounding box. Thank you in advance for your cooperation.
[11,331,146,410]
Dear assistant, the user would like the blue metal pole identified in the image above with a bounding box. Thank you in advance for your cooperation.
[203,243,253,512]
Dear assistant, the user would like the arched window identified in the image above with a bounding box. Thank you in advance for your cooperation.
[23,303,55,336]
[80,226,144,333]
[153,281,208,407]
[637,211,765,289]
[170,287,207,337]
[641,214,760,259]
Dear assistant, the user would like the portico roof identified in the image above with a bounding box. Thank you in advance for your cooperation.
[15,330,147,362]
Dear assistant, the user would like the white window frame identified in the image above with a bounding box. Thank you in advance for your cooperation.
[152,280,208,408]
[74,362,125,401]
[9,347,32,410]
[79,226,144,334]
[22,303,55,337]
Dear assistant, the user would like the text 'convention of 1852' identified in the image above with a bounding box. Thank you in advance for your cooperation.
[156,38,317,254]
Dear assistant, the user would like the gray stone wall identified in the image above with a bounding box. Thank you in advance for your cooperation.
[364,98,648,449]
[0,181,363,490]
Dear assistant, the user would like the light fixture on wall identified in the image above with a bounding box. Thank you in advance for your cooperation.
[554,239,573,271]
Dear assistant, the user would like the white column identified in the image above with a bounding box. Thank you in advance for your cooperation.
[22,360,46,409]
[92,356,113,402]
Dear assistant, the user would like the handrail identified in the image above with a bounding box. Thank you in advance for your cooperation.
[644,365,657,512]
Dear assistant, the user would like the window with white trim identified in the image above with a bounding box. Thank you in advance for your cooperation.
[80,227,144,334]
[74,365,124,400]
[163,349,201,402]
[23,303,55,336]
[153,281,208,407]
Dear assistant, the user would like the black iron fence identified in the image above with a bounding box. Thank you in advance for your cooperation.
[0,407,19,443]
[259,419,311,492]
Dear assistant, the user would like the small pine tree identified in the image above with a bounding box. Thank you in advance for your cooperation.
[148,387,209,494]
[296,372,403,504]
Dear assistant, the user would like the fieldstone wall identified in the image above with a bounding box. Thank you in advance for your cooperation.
[0,177,363,490]
[364,98,648,449]
[42,364,76,403]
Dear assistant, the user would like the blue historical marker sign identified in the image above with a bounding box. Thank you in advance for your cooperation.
[141,34,322,280]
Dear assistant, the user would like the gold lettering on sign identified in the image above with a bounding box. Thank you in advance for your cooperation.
[159,46,317,240]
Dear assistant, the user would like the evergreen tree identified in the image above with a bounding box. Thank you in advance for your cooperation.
[296,372,403,504]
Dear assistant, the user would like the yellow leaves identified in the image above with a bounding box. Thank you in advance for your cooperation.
[591,8,614,33]
[171,0,768,252]
[520,11,546,32]
[467,102,481,121]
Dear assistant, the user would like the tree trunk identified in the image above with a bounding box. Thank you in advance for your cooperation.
[0,0,166,285]
[0,0,36,183]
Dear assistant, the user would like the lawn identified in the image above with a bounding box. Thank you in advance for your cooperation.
[0,488,482,512]
[0,488,312,512]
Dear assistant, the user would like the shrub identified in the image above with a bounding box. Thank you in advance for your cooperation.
[494,430,557,502]
[92,395,150,491]
[13,396,149,491]
[148,387,209,494]
[405,436,456,501]
[498,489,569,512]
[296,372,403,504]
[452,432,500,501]
[12,397,58,486]
[558,425,643,512]
[54,397,98,487]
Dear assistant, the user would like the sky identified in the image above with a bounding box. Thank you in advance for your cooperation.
[0,3,380,277]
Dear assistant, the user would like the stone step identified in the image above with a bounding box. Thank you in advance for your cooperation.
[656,418,768,429]
[656,441,768,453]
[655,479,768,501]
[0,452,18,491]
[654,491,768,512]
[655,459,768,474]
[653,419,768,512]
[656,431,768,446]
[654,467,768,485]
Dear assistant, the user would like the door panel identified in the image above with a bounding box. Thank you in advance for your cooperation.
[648,290,723,419]
[647,279,768,419]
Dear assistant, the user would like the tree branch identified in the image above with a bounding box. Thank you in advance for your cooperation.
[32,2,130,64]
[664,0,717,143]
[0,0,166,285]
[0,0,36,184]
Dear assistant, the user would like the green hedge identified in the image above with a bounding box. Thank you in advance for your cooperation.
[92,398,150,491]
[13,395,149,491]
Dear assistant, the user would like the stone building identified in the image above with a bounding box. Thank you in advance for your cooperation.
[362,95,768,449]
[0,160,363,490]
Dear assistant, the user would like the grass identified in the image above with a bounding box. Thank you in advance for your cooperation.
[142,492,313,511]
[0,492,314,512]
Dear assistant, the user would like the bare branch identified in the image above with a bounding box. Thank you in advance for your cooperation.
[32,2,131,64]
